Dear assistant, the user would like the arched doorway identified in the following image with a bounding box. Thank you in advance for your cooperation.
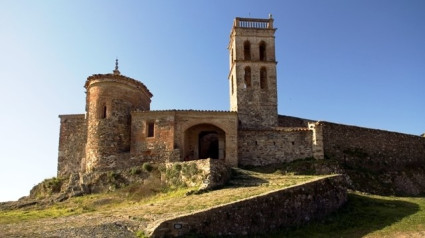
[199,131,219,159]
[184,124,225,161]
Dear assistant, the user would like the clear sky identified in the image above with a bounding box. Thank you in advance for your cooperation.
[0,1,424,202]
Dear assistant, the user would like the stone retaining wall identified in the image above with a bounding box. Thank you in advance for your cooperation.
[150,175,346,237]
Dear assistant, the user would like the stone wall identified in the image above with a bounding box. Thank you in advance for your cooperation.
[321,121,425,195]
[164,159,231,191]
[57,114,86,177]
[238,128,314,166]
[150,175,347,237]
[322,121,425,167]
[278,115,315,127]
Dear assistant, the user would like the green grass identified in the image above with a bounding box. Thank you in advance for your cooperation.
[260,192,425,238]
[3,167,424,237]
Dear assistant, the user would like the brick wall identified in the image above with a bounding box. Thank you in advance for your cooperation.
[58,114,86,177]
[131,110,238,167]
[131,111,177,162]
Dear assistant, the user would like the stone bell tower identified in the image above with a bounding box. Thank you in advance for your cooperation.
[228,15,278,129]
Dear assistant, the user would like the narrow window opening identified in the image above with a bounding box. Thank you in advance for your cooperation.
[102,106,107,119]
[260,67,267,89]
[291,141,295,145]
[259,41,266,61]
[147,122,155,137]
[243,41,251,60]
[244,67,251,88]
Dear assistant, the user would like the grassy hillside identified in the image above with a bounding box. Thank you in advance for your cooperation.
[1,167,424,237]
[0,169,321,237]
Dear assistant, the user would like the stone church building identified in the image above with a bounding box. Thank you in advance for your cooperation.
[58,16,324,177]
[57,16,425,178]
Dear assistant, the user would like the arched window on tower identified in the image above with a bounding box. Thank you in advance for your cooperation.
[244,67,251,88]
[260,67,267,89]
[243,41,251,60]
[98,104,107,119]
[259,41,266,61]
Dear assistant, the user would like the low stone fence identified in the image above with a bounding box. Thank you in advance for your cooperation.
[150,175,346,237]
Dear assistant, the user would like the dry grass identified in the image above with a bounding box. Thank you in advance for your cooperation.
[0,169,322,237]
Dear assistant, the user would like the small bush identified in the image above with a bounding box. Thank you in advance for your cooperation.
[158,164,166,173]
[130,167,142,175]
[44,177,64,194]
[182,163,198,177]
[107,171,119,182]
[135,230,148,238]
[142,162,153,172]
[173,163,182,172]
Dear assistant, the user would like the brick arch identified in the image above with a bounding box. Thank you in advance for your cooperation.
[182,120,230,136]
[183,124,226,161]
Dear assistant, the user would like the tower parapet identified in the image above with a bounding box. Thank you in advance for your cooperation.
[83,63,153,172]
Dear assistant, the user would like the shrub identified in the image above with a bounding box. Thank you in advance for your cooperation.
[172,163,182,172]
[135,230,148,238]
[182,162,199,177]
[142,162,153,172]
[130,167,142,175]
[44,177,63,194]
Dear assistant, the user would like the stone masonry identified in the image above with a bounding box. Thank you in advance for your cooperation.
[57,16,424,195]
[150,175,347,237]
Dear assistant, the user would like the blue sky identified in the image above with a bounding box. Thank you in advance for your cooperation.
[0,1,424,202]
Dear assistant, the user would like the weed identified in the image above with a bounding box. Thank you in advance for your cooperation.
[182,162,199,177]
[173,163,182,172]
[142,162,153,172]
[130,167,142,175]
[135,230,148,238]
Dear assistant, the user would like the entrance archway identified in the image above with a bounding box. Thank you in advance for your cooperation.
[184,124,225,161]
[199,131,219,159]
